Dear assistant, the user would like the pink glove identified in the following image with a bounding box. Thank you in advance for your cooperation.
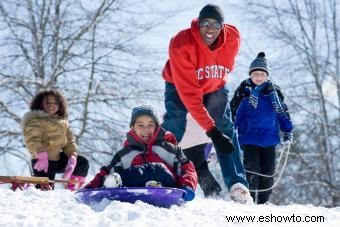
[63,155,77,179]
[34,151,49,173]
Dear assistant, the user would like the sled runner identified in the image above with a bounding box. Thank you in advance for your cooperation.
[75,187,186,208]
[0,176,74,190]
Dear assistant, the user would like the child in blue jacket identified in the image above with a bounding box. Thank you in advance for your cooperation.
[230,52,293,204]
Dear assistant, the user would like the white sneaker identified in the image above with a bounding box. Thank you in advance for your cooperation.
[103,173,122,188]
[229,183,254,205]
[145,180,162,187]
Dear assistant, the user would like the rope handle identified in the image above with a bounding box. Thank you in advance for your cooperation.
[246,143,291,193]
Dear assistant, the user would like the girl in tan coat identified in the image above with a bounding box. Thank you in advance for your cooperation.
[22,89,89,190]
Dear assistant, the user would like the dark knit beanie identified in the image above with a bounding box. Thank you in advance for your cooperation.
[249,52,270,75]
[129,105,159,127]
[198,4,224,24]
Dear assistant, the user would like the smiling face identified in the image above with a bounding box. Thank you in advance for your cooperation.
[132,115,157,143]
[250,70,268,85]
[199,18,222,46]
[42,95,59,116]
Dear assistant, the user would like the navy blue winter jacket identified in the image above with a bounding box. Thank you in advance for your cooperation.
[230,79,293,146]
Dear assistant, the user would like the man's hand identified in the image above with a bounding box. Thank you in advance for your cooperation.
[206,126,234,154]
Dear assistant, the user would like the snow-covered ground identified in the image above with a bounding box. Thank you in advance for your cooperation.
[0,187,339,227]
[1,154,339,227]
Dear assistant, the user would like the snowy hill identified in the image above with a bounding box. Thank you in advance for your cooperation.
[1,153,339,226]
[0,187,339,227]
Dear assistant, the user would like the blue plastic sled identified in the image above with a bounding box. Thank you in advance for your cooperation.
[75,187,186,208]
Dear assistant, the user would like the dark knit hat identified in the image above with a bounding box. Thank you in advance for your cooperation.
[249,52,269,75]
[129,105,159,127]
[198,4,224,24]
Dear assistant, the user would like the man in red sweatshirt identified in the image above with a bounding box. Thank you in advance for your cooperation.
[162,4,252,204]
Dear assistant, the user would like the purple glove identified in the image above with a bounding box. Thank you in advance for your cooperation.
[63,155,77,179]
[34,151,49,173]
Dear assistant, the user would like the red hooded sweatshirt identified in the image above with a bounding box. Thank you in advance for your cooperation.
[162,19,240,131]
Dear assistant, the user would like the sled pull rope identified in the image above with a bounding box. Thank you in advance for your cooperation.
[245,142,289,178]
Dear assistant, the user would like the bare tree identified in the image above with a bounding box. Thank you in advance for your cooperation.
[0,0,179,174]
[243,0,340,207]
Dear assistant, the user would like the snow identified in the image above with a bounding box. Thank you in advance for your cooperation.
[1,153,339,227]
[0,187,339,227]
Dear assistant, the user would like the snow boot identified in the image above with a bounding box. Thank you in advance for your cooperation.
[229,183,254,205]
[103,172,122,188]
[197,163,221,197]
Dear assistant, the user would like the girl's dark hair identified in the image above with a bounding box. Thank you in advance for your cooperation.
[30,89,68,119]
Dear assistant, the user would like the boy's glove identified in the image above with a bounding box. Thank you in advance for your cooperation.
[84,166,109,189]
[181,186,195,201]
[34,151,49,173]
[206,126,234,154]
[63,155,77,179]
[283,132,293,144]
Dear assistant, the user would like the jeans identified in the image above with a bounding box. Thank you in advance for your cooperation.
[162,82,248,190]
